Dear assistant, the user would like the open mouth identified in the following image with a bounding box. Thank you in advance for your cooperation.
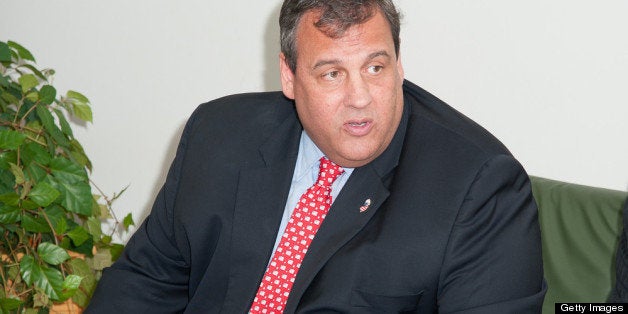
[344,119,373,136]
[348,121,367,127]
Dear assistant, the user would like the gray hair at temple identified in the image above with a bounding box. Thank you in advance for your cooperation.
[279,0,402,73]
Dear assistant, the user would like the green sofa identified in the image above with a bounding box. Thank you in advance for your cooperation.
[530,176,628,313]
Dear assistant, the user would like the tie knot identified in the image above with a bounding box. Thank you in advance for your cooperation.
[316,157,344,188]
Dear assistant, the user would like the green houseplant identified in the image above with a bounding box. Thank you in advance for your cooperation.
[0,40,133,313]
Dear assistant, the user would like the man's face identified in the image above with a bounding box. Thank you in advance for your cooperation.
[280,9,405,168]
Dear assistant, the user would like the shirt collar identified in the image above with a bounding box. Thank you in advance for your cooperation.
[294,131,354,182]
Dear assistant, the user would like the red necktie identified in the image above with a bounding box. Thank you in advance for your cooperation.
[249,157,344,313]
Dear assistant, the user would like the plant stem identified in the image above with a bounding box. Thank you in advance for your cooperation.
[90,180,122,235]
[12,97,25,124]
[39,209,59,247]
[20,102,39,124]
[0,255,8,293]
[25,134,47,146]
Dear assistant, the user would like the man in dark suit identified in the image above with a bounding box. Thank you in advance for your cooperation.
[87,0,545,312]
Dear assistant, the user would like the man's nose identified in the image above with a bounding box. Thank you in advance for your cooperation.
[344,74,372,109]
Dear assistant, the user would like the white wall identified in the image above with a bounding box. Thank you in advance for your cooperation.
[2,1,627,239]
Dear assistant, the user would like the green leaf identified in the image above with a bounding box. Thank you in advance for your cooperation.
[0,151,18,170]
[53,216,68,234]
[28,182,60,207]
[67,258,96,307]
[56,180,92,215]
[98,203,111,219]
[37,242,70,266]
[0,193,20,206]
[0,205,21,223]
[66,226,90,246]
[45,204,68,234]
[70,235,94,257]
[86,216,102,240]
[41,267,65,301]
[36,105,69,147]
[123,213,135,229]
[24,162,47,183]
[66,90,89,103]
[90,248,112,270]
[101,235,112,244]
[21,64,47,81]
[20,199,39,210]
[0,130,27,150]
[19,255,64,300]
[67,257,91,276]
[33,291,49,308]
[19,180,32,200]
[0,41,11,62]
[34,103,54,129]
[0,74,10,89]
[8,162,25,185]
[69,139,91,171]
[19,255,37,286]
[21,142,52,167]
[50,157,87,183]
[21,213,51,233]
[72,103,93,122]
[54,109,73,137]
[59,274,83,301]
[1,94,20,110]
[25,91,39,102]
[109,243,125,261]
[0,297,23,311]
[66,91,92,122]
[0,172,15,193]
[8,41,36,62]
[18,74,39,93]
[39,85,56,105]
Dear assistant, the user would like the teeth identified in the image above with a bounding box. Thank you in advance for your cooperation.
[349,122,367,127]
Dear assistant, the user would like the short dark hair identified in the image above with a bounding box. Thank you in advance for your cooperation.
[279,0,401,73]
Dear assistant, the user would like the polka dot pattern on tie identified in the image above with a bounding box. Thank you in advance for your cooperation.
[249,157,343,314]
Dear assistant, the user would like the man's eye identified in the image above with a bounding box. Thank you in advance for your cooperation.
[367,65,383,74]
[322,71,340,80]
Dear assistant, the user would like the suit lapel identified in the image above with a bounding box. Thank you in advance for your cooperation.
[222,110,302,312]
[284,164,391,312]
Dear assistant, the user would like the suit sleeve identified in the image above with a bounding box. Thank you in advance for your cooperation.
[437,154,547,314]
[609,198,628,302]
[85,111,200,314]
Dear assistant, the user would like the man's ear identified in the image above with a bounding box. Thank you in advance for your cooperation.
[396,48,405,80]
[279,53,295,100]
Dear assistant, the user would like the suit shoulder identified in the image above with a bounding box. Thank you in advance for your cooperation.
[195,91,292,119]
[178,91,298,158]
[403,80,511,157]
[186,91,295,133]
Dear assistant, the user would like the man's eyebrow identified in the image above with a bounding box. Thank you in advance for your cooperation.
[311,50,392,71]
[368,50,391,60]
[312,59,341,71]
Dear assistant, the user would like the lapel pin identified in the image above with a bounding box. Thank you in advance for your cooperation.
[359,199,371,213]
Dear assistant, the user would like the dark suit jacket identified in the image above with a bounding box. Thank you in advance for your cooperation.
[86,80,546,313]
[610,198,628,302]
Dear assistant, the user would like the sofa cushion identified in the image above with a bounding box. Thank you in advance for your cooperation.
[530,176,628,313]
